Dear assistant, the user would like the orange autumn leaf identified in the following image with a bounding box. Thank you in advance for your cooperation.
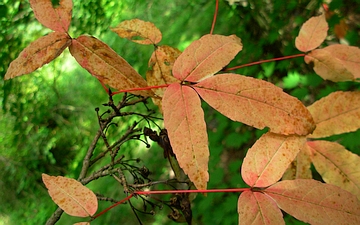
[282,144,312,180]
[146,45,181,109]
[307,91,360,138]
[69,35,153,97]
[172,34,242,82]
[162,83,209,190]
[304,45,360,82]
[238,191,284,225]
[5,32,71,80]
[42,174,98,217]
[265,179,360,225]
[111,19,162,45]
[241,132,306,187]
[307,141,360,200]
[295,14,328,52]
[194,74,315,135]
[30,0,73,32]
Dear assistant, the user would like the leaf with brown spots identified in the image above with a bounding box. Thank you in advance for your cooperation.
[238,191,284,225]
[42,173,98,217]
[193,74,315,135]
[111,19,162,45]
[5,32,71,80]
[295,14,328,52]
[162,83,209,190]
[69,35,153,97]
[282,144,312,180]
[307,141,360,200]
[307,91,360,138]
[304,45,360,82]
[172,34,242,82]
[146,45,181,109]
[265,179,360,224]
[241,132,306,187]
[30,0,73,32]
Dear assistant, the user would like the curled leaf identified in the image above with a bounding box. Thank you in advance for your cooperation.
[308,141,360,200]
[295,14,328,52]
[146,45,181,109]
[265,179,360,225]
[162,83,209,190]
[172,34,242,82]
[241,132,306,187]
[238,191,284,225]
[305,45,360,82]
[307,91,360,138]
[42,173,98,217]
[30,0,73,32]
[5,32,71,80]
[194,74,315,135]
[69,35,153,97]
[111,19,162,45]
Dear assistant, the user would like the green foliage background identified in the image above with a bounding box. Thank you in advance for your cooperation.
[1,0,360,224]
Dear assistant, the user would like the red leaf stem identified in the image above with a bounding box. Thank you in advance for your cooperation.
[210,0,219,34]
[93,194,134,219]
[111,84,170,95]
[224,54,305,71]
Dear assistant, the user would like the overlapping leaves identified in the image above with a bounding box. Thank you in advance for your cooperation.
[295,13,360,82]
[163,34,315,190]
[4,1,360,224]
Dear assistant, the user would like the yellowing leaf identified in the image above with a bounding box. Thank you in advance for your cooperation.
[308,141,360,200]
[282,144,312,180]
[146,45,181,109]
[74,223,90,225]
[241,132,306,187]
[5,32,71,80]
[30,0,73,32]
[111,19,162,45]
[162,83,209,190]
[172,34,242,82]
[42,173,98,217]
[304,44,360,82]
[307,91,360,138]
[265,179,360,225]
[295,14,328,52]
[238,191,284,225]
[194,74,315,135]
[69,35,153,97]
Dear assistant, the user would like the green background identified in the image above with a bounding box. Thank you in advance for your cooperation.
[1,0,360,224]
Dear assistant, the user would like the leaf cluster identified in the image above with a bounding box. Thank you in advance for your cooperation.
[3,0,360,225]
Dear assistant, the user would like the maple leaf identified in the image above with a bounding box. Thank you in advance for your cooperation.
[295,14,328,52]
[5,32,71,80]
[241,132,306,187]
[162,83,209,190]
[111,19,162,45]
[264,179,360,225]
[238,191,284,225]
[308,141,360,200]
[69,35,153,97]
[172,34,243,82]
[307,91,360,138]
[42,174,98,217]
[30,0,73,33]
[305,45,360,82]
[193,74,315,135]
